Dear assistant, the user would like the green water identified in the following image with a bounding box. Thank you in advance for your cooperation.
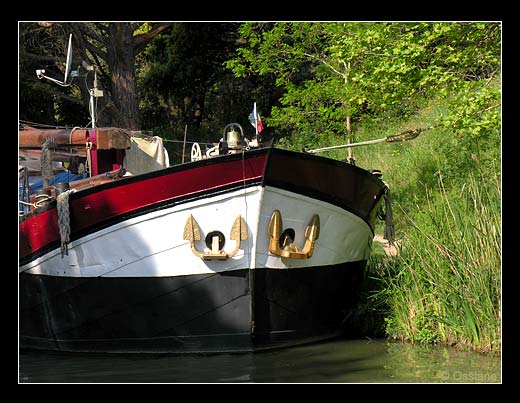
[18,338,501,383]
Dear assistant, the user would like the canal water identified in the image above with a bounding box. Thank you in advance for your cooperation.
[19,338,501,383]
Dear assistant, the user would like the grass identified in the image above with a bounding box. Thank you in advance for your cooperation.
[374,171,501,354]
[302,92,501,354]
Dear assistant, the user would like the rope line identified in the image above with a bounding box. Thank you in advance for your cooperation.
[57,189,77,257]
[307,125,439,154]
[18,194,54,211]
[382,184,395,245]
[40,138,55,187]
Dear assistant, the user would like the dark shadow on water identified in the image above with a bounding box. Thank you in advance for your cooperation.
[19,338,501,383]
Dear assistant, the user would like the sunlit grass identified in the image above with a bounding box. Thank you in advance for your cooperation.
[372,171,501,354]
[348,94,501,354]
[286,86,501,354]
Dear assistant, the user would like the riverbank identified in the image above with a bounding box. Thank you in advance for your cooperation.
[329,89,501,355]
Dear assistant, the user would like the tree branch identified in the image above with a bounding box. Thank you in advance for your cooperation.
[90,51,109,81]
[82,37,108,60]
[302,52,347,79]
[133,22,172,54]
[478,103,501,115]
[79,23,106,45]
[22,74,85,105]
[21,51,64,63]
[129,22,141,31]
[68,24,108,60]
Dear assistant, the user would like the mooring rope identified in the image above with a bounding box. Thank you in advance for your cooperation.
[383,185,395,245]
[377,183,395,245]
[57,188,77,257]
[40,137,56,187]
[306,125,438,154]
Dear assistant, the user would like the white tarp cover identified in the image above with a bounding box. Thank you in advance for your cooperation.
[123,136,170,176]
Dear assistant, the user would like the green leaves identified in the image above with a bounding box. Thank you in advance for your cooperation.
[441,80,501,139]
[227,22,501,147]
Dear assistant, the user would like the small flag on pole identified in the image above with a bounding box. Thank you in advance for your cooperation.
[250,102,264,134]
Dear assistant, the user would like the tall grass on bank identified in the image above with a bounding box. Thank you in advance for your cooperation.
[378,169,501,354]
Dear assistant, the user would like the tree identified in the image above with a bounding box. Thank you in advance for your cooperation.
[19,22,172,129]
[19,23,83,126]
[137,22,282,154]
[226,22,501,149]
[138,23,245,137]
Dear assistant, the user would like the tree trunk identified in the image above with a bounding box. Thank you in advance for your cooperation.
[346,114,355,164]
[343,61,354,164]
[23,22,171,130]
[104,23,140,130]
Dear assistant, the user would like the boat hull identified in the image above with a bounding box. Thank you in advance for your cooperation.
[20,262,364,353]
[19,147,385,353]
[19,270,254,353]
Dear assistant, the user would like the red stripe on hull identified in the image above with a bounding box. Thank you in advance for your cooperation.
[20,153,267,259]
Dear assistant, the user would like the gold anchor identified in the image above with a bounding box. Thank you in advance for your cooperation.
[268,210,320,259]
[183,214,248,260]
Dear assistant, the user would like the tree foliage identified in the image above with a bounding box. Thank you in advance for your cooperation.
[20,22,501,160]
[136,22,282,161]
[19,23,86,126]
[19,22,280,163]
[19,22,171,129]
[138,23,242,137]
[226,22,501,148]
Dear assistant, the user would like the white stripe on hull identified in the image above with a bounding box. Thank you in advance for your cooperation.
[259,186,373,269]
[20,186,374,277]
[20,187,261,277]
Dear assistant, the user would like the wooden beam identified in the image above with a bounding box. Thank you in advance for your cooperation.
[19,127,132,150]
[68,168,127,191]
[95,128,132,150]
[19,129,89,148]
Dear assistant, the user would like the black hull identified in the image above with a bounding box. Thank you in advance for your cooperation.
[19,262,365,353]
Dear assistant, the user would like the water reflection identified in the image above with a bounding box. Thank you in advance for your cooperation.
[19,338,501,383]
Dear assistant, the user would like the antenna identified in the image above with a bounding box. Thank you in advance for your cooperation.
[35,33,74,87]
[64,33,73,83]
[80,59,103,128]
[34,33,103,128]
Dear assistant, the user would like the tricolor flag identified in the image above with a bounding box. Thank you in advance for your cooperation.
[250,102,264,134]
